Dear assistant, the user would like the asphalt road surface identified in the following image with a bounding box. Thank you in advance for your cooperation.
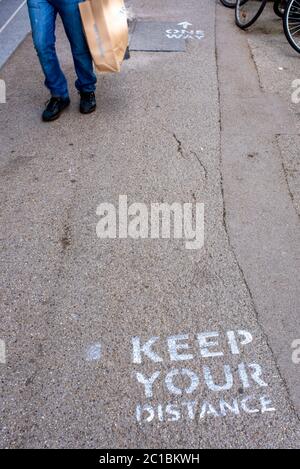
[0,0,299,449]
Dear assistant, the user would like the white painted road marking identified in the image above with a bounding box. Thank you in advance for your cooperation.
[166,22,205,41]
[136,396,276,423]
[0,340,6,364]
[132,330,253,364]
[178,22,193,29]
[291,339,300,364]
[0,79,6,103]
[291,79,300,104]
[131,330,277,424]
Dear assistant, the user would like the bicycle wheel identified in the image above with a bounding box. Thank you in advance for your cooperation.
[220,0,248,8]
[274,0,287,18]
[235,0,268,29]
[283,0,300,54]
[220,0,237,7]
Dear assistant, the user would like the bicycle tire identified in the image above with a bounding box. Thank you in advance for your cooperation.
[283,0,300,54]
[220,0,248,8]
[273,0,286,18]
[235,0,268,29]
[220,0,237,8]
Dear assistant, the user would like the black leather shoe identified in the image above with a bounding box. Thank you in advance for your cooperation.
[42,97,70,122]
[80,91,96,114]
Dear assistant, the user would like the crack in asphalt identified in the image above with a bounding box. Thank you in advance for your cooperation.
[172,133,185,159]
[275,134,300,219]
[170,130,208,180]
[190,150,208,181]
[60,222,72,251]
[247,40,263,91]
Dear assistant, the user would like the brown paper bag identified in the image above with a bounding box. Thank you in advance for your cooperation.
[79,0,129,73]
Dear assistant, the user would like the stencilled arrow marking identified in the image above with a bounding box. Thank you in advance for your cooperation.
[166,22,204,41]
[177,22,193,30]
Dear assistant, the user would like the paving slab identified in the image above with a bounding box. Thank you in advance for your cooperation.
[130,21,186,52]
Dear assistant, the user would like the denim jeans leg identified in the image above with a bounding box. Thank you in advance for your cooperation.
[27,0,69,98]
[55,0,97,93]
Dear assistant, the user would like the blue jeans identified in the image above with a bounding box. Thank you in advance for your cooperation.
[27,0,97,98]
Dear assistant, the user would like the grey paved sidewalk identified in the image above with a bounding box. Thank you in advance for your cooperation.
[0,0,299,449]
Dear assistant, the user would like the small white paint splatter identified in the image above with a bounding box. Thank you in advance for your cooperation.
[86,343,101,361]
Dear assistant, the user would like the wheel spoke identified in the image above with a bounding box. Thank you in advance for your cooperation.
[285,0,300,52]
